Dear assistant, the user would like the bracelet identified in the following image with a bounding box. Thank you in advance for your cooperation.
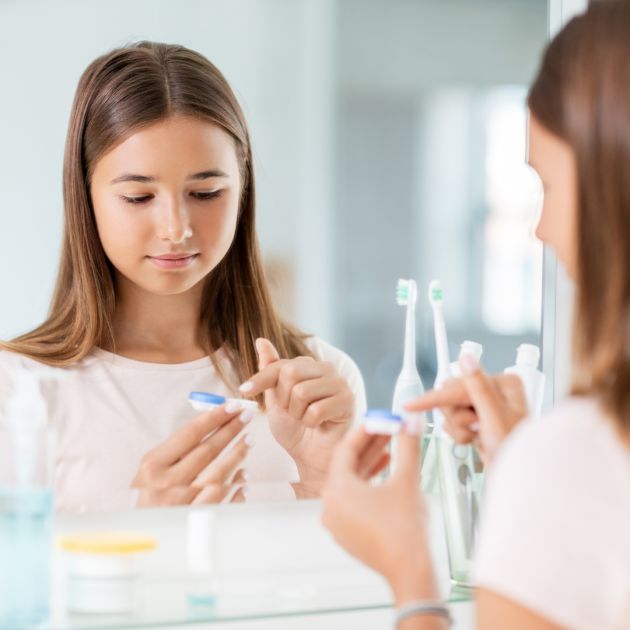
[395,600,453,627]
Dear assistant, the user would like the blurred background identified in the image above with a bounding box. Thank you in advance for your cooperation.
[0,0,547,407]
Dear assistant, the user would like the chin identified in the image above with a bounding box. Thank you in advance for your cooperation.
[130,274,205,297]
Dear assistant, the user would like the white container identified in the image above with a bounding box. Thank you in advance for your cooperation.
[504,344,545,418]
[450,340,484,378]
[364,410,403,436]
[187,509,216,575]
[59,533,156,614]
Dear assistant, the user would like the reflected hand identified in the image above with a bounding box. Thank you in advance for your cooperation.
[321,426,438,606]
[406,356,527,464]
[132,404,252,507]
[240,338,355,493]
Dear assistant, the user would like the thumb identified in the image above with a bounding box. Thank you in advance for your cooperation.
[256,337,281,370]
[394,429,421,479]
[459,355,506,437]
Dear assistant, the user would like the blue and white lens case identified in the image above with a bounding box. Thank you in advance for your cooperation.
[188,391,259,413]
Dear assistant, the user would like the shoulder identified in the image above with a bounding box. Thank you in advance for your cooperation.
[0,350,54,408]
[483,397,629,528]
[305,336,354,367]
[475,396,630,628]
[0,350,82,398]
[492,396,624,483]
[304,337,362,382]
[304,336,367,413]
[0,349,50,375]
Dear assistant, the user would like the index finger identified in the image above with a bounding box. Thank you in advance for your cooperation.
[404,380,471,412]
[150,406,242,465]
[239,361,287,397]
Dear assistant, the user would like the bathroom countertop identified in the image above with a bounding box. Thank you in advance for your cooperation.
[39,497,472,629]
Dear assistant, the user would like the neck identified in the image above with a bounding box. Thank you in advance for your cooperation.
[106,275,208,363]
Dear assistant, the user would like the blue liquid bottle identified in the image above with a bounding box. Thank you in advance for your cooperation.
[0,370,56,627]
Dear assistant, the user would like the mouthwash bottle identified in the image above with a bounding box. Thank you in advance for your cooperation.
[0,369,55,627]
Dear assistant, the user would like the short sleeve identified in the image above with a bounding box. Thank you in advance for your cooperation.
[474,402,630,630]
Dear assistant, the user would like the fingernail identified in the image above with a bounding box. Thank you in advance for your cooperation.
[239,409,254,424]
[225,401,243,413]
[241,469,250,481]
[245,433,255,447]
[239,381,254,393]
[459,354,479,376]
[470,421,480,432]
[403,412,424,436]
[241,484,249,498]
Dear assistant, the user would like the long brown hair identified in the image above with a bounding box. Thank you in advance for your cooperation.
[2,41,311,387]
[528,1,630,437]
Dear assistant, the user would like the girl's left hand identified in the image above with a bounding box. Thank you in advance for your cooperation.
[321,426,440,606]
[239,338,355,493]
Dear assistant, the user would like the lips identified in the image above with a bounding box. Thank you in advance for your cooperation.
[147,253,200,269]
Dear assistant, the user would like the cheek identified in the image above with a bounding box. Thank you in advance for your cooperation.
[535,192,577,276]
[93,199,151,265]
[193,197,240,255]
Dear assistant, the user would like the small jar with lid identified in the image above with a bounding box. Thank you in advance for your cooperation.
[58,532,156,614]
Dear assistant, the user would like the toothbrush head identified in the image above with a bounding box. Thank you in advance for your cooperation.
[396,279,417,306]
[428,280,443,306]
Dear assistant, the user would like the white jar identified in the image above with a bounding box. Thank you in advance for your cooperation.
[58,532,156,614]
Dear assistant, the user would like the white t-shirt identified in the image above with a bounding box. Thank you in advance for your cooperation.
[475,397,630,630]
[0,337,367,513]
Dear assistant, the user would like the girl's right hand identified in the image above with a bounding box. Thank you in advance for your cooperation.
[132,403,253,507]
[322,426,439,608]
[406,356,528,464]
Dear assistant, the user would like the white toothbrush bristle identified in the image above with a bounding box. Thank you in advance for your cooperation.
[428,280,443,305]
[396,279,417,305]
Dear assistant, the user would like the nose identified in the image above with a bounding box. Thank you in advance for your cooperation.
[533,191,546,244]
[156,197,192,244]
[534,204,546,244]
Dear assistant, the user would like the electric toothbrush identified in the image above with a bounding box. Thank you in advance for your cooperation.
[422,279,450,488]
[428,280,451,414]
[425,279,478,585]
[392,279,425,417]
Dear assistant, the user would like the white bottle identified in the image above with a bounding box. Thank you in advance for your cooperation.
[450,341,484,378]
[504,344,545,418]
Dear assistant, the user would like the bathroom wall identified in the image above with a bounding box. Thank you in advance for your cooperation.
[0,0,550,407]
[0,0,335,341]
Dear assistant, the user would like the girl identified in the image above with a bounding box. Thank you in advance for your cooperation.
[0,42,365,512]
[322,4,630,629]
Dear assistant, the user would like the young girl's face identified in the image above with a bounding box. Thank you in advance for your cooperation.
[529,113,578,278]
[90,115,242,297]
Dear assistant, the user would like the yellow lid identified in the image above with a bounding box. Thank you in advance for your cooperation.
[58,532,157,555]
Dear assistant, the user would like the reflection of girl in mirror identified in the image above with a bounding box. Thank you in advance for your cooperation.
[0,42,368,511]
[323,4,630,630]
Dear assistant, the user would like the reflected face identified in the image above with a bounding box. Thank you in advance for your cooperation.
[90,115,242,296]
[529,113,578,278]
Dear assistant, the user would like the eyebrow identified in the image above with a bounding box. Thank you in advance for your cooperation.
[110,169,229,185]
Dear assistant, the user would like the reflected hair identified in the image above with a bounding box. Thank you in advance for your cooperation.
[2,41,312,386]
[528,1,630,438]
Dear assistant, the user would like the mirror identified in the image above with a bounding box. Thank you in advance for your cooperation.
[0,0,548,512]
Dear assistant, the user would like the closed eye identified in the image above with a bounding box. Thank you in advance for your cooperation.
[121,194,153,205]
[190,190,223,201]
